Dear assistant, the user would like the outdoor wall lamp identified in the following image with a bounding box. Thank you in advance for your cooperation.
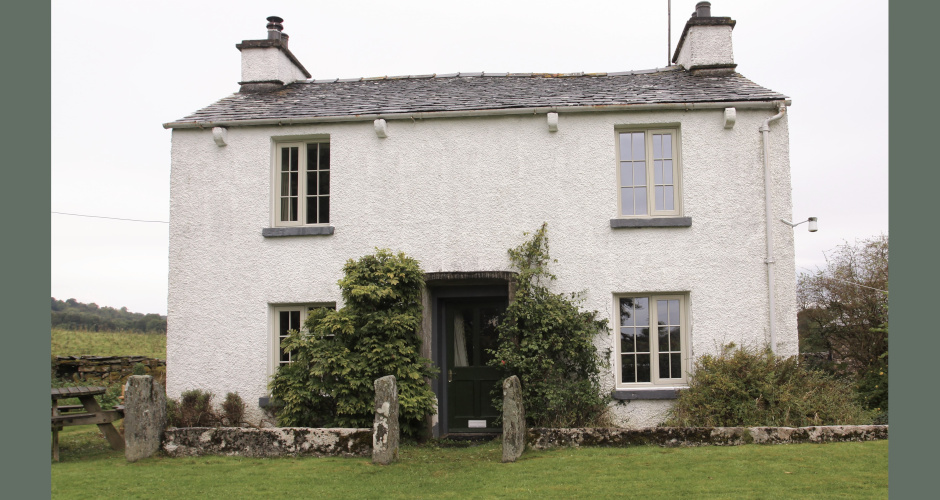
[780,217,818,232]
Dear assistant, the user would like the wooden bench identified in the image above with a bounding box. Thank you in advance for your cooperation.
[56,404,86,413]
[52,386,124,461]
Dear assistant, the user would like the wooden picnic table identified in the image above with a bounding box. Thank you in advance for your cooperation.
[52,386,124,461]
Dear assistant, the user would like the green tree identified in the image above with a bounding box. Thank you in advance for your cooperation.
[797,235,888,411]
[488,223,611,427]
[269,249,438,438]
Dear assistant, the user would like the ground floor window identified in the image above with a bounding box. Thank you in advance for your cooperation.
[271,303,334,371]
[615,294,688,387]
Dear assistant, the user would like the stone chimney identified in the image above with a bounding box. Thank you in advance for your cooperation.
[235,16,311,92]
[671,2,737,76]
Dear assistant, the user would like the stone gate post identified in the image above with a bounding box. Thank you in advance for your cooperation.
[373,375,399,465]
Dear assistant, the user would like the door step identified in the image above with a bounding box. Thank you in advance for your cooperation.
[438,433,500,446]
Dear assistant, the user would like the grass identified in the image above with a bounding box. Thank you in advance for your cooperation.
[51,328,166,359]
[52,425,888,499]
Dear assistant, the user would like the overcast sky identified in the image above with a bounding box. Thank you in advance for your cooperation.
[50,0,888,316]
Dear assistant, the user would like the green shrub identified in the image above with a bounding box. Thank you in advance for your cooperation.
[131,363,148,376]
[489,223,611,427]
[269,249,438,438]
[222,392,246,427]
[100,384,123,410]
[167,389,219,427]
[665,345,872,427]
[857,348,887,418]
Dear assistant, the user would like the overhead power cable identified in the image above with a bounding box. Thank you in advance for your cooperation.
[798,266,888,294]
[51,211,169,224]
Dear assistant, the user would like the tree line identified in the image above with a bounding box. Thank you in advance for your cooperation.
[51,297,167,333]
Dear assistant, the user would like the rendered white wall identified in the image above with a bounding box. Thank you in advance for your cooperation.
[240,47,307,84]
[676,25,735,70]
[167,106,795,428]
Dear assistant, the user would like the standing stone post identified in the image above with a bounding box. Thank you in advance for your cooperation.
[372,375,399,465]
[124,375,167,462]
[502,375,525,462]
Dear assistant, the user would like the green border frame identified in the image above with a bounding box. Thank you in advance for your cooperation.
[4,2,51,496]
[890,1,933,497]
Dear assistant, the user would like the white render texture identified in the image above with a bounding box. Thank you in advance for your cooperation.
[168,107,796,428]
[240,46,307,84]
[676,25,735,70]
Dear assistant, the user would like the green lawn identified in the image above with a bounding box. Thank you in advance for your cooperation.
[51,329,166,359]
[52,425,888,499]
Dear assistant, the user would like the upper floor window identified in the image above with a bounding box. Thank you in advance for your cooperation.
[616,129,680,217]
[276,141,330,226]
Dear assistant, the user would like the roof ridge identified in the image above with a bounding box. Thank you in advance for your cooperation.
[305,65,683,84]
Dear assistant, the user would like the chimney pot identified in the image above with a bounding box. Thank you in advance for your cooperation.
[266,16,284,40]
[695,2,712,18]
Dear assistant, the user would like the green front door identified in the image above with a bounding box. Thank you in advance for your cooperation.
[445,299,506,433]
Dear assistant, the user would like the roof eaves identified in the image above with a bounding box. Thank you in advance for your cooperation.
[163,98,791,130]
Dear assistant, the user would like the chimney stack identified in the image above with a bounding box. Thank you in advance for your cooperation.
[235,16,310,92]
[672,2,737,76]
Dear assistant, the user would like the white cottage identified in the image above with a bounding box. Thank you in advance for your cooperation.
[165,2,797,435]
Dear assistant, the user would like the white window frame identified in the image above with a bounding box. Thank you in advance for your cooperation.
[269,303,335,376]
[272,139,331,227]
[614,128,682,218]
[614,294,690,388]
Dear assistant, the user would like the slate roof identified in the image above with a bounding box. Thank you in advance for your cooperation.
[166,66,788,127]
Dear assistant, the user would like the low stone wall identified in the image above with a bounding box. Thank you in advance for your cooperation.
[163,427,372,458]
[528,425,888,449]
[55,355,166,383]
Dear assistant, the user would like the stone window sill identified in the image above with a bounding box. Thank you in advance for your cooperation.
[610,217,692,229]
[612,388,684,400]
[262,226,335,237]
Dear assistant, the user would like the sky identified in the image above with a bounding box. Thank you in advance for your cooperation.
[50,0,889,316]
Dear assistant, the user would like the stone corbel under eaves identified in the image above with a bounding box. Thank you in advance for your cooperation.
[374,119,388,138]
[212,127,228,146]
[724,108,736,129]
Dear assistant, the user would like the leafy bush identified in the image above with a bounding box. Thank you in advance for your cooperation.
[100,384,123,410]
[167,389,219,427]
[665,345,872,427]
[857,348,887,421]
[269,249,438,438]
[489,223,611,427]
[222,392,246,427]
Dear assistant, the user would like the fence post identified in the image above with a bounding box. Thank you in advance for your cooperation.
[372,375,399,465]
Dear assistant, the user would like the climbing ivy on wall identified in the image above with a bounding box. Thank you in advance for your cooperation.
[489,223,612,427]
[269,249,437,438]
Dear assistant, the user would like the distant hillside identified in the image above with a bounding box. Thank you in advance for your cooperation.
[51,297,166,333]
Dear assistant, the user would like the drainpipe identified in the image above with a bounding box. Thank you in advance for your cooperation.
[761,103,786,355]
